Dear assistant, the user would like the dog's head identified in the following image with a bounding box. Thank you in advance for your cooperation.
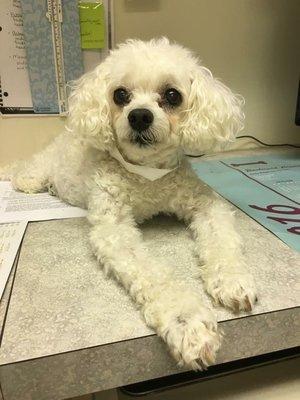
[67,38,244,163]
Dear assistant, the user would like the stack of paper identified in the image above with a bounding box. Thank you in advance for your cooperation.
[0,181,87,299]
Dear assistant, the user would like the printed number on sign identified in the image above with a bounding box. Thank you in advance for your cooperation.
[249,204,300,235]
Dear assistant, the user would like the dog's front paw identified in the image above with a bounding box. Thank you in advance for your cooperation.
[145,296,221,370]
[204,269,257,312]
[12,174,45,194]
[161,310,221,370]
[143,288,221,370]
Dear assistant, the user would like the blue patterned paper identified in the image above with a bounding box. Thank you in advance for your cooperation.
[191,152,300,252]
[21,0,84,113]
[61,1,84,97]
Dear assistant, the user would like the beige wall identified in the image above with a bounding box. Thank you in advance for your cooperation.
[0,117,65,166]
[1,0,299,166]
[114,0,300,144]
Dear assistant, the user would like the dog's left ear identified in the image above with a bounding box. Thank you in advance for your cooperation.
[180,66,244,153]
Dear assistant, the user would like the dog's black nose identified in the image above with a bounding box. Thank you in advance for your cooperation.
[128,108,154,132]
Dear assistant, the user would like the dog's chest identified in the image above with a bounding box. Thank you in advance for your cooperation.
[122,172,183,221]
[94,156,198,221]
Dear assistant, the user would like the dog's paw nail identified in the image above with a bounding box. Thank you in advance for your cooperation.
[232,299,240,313]
[202,343,216,366]
[244,296,252,312]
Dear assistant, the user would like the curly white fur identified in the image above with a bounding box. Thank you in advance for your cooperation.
[3,38,257,369]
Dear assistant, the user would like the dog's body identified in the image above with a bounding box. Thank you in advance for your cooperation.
[3,39,257,369]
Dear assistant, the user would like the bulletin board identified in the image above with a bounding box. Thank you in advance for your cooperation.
[0,0,113,115]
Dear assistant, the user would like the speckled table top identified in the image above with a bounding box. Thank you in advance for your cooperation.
[0,148,299,400]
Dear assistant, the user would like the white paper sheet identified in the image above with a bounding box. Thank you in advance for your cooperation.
[0,182,87,223]
[0,221,27,299]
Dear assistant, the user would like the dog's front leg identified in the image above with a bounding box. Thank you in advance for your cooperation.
[88,188,221,369]
[173,188,257,312]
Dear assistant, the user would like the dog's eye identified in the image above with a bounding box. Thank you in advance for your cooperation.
[164,88,182,107]
[113,88,131,106]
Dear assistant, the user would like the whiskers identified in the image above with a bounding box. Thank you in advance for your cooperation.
[130,128,157,147]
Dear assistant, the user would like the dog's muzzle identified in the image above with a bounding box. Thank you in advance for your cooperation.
[128,108,155,147]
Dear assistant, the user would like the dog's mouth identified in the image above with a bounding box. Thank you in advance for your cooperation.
[130,130,157,147]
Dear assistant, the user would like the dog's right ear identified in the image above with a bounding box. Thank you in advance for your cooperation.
[66,62,114,150]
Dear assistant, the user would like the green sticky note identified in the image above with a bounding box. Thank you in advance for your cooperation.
[79,2,106,49]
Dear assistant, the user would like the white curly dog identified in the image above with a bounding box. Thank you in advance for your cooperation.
[3,38,257,369]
